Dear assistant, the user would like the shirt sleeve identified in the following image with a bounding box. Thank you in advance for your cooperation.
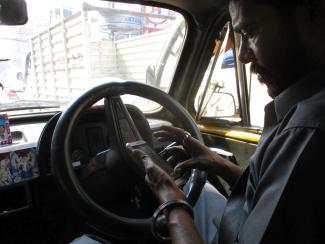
[239,127,325,243]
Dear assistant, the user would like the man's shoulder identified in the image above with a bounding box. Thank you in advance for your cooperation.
[285,89,325,131]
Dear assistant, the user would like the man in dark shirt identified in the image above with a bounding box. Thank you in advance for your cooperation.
[132,0,325,243]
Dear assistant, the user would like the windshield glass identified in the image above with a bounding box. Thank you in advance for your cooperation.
[0,0,185,116]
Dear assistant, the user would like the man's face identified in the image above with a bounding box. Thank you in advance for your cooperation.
[229,1,305,98]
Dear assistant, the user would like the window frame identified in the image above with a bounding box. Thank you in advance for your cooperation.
[193,23,246,127]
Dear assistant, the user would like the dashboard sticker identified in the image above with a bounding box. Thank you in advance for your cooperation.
[0,113,12,145]
[0,148,39,187]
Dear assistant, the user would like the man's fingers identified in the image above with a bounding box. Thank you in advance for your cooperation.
[132,148,185,203]
[155,136,172,143]
[131,149,152,170]
[154,126,191,143]
[163,146,184,155]
[132,149,166,181]
[160,125,186,135]
[174,158,200,174]
[131,148,146,161]
[164,146,188,162]
[145,174,154,188]
[153,130,174,142]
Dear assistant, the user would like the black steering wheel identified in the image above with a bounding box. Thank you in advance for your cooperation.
[51,81,206,240]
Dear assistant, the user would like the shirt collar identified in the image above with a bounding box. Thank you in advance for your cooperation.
[273,68,325,122]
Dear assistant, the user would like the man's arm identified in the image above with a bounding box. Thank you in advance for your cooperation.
[168,207,204,244]
[132,149,204,244]
[215,157,243,187]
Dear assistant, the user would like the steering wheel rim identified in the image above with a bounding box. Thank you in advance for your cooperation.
[51,81,206,239]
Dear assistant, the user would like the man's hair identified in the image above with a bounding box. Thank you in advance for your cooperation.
[253,0,303,4]
[230,0,304,5]
[254,0,304,17]
[238,0,303,11]
[231,0,323,19]
[260,0,325,21]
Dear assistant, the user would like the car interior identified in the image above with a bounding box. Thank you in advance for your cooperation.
[0,0,267,243]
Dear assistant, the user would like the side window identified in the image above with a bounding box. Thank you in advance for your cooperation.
[195,23,241,123]
[245,64,272,128]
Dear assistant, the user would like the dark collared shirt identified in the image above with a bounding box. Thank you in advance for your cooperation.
[219,69,325,244]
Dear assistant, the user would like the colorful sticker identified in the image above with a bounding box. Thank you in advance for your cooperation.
[0,113,12,145]
[0,148,39,187]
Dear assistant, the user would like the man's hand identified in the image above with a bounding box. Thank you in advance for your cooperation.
[132,148,204,244]
[154,125,243,186]
[132,149,186,204]
[154,125,229,174]
[160,145,189,167]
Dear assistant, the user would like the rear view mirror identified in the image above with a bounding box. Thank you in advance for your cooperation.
[0,0,28,25]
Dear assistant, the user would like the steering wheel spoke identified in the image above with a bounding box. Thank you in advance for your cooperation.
[104,96,143,146]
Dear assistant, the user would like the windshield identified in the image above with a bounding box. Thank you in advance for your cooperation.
[0,0,185,116]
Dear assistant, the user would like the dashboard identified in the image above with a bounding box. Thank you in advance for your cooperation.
[0,105,170,217]
[0,103,234,220]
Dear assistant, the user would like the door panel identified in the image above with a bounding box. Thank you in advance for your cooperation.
[202,132,257,168]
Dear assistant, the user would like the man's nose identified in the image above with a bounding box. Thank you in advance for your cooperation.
[238,41,254,64]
